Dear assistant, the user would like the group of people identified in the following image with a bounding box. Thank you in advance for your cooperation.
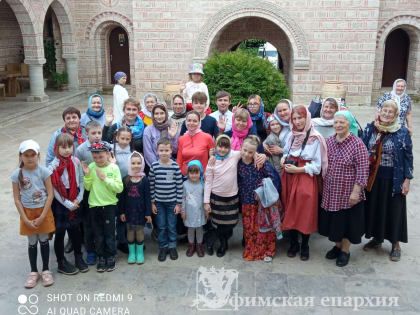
[12,63,413,290]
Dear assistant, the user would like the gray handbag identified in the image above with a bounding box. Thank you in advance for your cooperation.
[254,178,279,208]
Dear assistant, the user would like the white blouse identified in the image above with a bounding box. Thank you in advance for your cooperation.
[283,139,321,176]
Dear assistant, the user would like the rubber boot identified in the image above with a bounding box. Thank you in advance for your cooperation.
[127,243,136,264]
[136,243,144,264]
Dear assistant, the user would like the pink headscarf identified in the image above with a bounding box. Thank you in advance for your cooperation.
[185,112,202,136]
[289,105,328,177]
[128,151,145,178]
[231,112,253,151]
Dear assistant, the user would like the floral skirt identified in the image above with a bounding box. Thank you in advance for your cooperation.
[242,204,275,261]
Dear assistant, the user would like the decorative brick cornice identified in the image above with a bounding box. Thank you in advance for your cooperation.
[376,15,420,48]
[193,0,310,70]
[85,11,133,40]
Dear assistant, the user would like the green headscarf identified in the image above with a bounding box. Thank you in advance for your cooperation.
[334,110,358,136]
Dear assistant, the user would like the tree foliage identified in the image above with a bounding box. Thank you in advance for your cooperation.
[203,50,290,113]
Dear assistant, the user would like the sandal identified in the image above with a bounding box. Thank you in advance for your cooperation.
[24,272,40,289]
[41,270,54,287]
[390,248,401,262]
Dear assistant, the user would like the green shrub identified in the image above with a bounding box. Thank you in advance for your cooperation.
[203,50,290,113]
[52,71,68,86]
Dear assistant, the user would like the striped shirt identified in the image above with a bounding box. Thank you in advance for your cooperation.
[149,160,183,204]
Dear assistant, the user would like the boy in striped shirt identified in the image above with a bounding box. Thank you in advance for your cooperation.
[150,138,183,262]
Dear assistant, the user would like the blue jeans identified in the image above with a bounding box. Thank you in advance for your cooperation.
[155,202,178,249]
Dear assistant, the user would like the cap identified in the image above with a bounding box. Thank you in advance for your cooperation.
[88,141,112,152]
[189,63,204,75]
[19,140,40,154]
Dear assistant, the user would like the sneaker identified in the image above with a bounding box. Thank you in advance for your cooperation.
[158,248,168,262]
[57,258,79,275]
[96,257,107,272]
[326,246,341,260]
[390,248,401,262]
[363,239,382,251]
[336,251,350,267]
[86,252,97,265]
[75,254,89,273]
[40,270,54,287]
[106,256,116,272]
[169,248,178,260]
[24,272,40,289]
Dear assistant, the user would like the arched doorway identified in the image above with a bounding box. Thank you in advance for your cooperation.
[109,27,131,84]
[382,29,410,87]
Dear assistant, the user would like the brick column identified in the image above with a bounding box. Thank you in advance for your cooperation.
[64,56,79,91]
[25,59,49,102]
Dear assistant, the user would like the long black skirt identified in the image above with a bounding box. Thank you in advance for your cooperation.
[318,201,365,244]
[365,177,407,243]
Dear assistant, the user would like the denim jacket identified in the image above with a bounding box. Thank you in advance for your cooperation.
[362,123,413,194]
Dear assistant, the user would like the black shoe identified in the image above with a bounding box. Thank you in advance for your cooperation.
[57,257,79,275]
[64,239,73,253]
[75,254,89,273]
[336,251,350,267]
[206,242,214,256]
[216,238,228,257]
[117,243,129,254]
[158,248,168,262]
[169,248,178,260]
[287,241,300,258]
[300,245,309,261]
[326,246,341,260]
[96,257,107,272]
[106,256,116,272]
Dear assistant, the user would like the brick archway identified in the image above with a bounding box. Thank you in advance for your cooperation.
[372,15,420,102]
[193,0,310,71]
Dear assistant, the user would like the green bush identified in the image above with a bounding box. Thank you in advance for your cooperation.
[203,50,290,113]
[52,71,68,86]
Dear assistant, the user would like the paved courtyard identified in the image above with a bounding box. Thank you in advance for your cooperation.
[0,96,419,315]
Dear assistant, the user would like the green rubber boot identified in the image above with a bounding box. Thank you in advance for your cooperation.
[136,243,144,264]
[127,243,136,264]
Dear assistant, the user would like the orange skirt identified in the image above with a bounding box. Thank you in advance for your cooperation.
[281,157,318,235]
[20,206,55,235]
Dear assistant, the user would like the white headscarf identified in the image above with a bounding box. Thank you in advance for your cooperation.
[390,78,407,111]
[274,99,293,127]
[312,98,338,127]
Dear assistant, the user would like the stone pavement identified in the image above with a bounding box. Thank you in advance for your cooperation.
[0,97,419,315]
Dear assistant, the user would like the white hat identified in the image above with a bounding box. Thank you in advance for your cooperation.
[189,63,204,75]
[19,140,40,154]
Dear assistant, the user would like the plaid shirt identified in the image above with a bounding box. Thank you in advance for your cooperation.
[321,134,369,211]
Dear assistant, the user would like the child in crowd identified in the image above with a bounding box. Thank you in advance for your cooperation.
[81,141,123,272]
[149,138,183,262]
[49,134,88,275]
[11,140,55,288]
[210,91,234,132]
[112,126,133,254]
[181,160,208,257]
[238,136,281,261]
[75,120,103,265]
[263,115,284,174]
[139,93,158,126]
[119,152,152,264]
[180,63,210,114]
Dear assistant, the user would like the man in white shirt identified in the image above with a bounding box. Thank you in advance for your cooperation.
[210,91,234,132]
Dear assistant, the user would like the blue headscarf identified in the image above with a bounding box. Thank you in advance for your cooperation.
[117,115,145,140]
[114,72,127,84]
[87,93,105,118]
[334,110,358,136]
[187,160,204,183]
[248,95,268,128]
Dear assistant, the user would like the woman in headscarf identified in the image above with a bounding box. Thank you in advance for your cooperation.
[170,94,188,137]
[362,100,413,262]
[139,93,158,126]
[81,94,106,137]
[319,110,369,267]
[143,104,178,168]
[312,98,339,138]
[280,105,328,261]
[112,72,129,124]
[247,94,270,142]
[376,79,413,135]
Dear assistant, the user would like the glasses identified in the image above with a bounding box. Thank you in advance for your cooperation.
[248,102,259,107]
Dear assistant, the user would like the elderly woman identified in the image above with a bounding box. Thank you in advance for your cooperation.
[280,105,328,261]
[247,94,270,142]
[139,93,158,126]
[170,94,187,137]
[312,98,339,138]
[362,100,413,262]
[103,98,145,152]
[319,111,369,267]
[376,79,412,135]
[80,94,106,135]
[112,72,129,124]
[143,104,178,168]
